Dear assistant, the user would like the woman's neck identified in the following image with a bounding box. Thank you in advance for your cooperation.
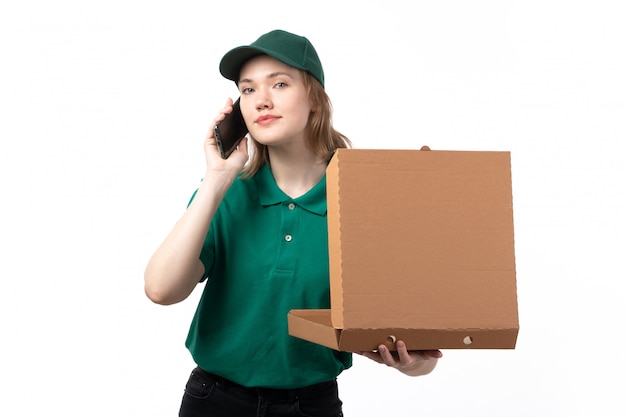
[268,147,327,199]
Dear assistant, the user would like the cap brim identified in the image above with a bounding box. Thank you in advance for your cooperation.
[219,47,265,82]
[219,45,307,83]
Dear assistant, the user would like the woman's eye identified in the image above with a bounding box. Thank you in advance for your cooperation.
[241,87,254,94]
[275,82,287,88]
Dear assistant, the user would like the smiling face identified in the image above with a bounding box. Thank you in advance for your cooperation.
[237,55,314,151]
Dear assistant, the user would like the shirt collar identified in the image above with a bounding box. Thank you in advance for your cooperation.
[256,164,327,216]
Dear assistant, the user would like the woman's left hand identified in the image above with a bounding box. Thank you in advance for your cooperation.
[357,341,442,377]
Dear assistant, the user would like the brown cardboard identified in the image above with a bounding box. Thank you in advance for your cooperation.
[288,148,519,351]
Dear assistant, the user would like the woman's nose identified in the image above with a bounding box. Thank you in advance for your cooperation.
[255,91,273,110]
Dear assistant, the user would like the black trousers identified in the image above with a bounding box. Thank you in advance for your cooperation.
[179,367,344,417]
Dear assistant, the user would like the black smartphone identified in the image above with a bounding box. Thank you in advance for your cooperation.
[214,98,248,159]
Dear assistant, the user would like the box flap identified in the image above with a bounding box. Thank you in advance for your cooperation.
[287,309,341,349]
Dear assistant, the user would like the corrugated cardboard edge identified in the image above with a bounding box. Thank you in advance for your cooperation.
[288,309,518,352]
[326,153,344,328]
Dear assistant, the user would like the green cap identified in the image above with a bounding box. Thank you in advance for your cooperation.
[219,29,325,88]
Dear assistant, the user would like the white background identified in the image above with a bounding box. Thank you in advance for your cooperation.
[1,1,625,416]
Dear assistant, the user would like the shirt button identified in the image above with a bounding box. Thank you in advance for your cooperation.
[288,203,296,210]
[284,234,293,242]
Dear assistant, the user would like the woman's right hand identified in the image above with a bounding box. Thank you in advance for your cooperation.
[204,98,249,176]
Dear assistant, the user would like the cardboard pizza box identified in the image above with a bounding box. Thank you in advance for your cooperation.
[288,148,519,351]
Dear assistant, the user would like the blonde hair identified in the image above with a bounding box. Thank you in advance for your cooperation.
[241,71,351,178]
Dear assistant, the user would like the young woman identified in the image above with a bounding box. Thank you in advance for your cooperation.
[144,29,441,417]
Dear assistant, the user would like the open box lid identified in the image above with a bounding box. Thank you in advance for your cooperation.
[288,148,519,351]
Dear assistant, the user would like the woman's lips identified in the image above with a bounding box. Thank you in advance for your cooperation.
[256,115,279,126]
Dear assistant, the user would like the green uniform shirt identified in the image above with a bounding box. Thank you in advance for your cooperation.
[185,164,352,389]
